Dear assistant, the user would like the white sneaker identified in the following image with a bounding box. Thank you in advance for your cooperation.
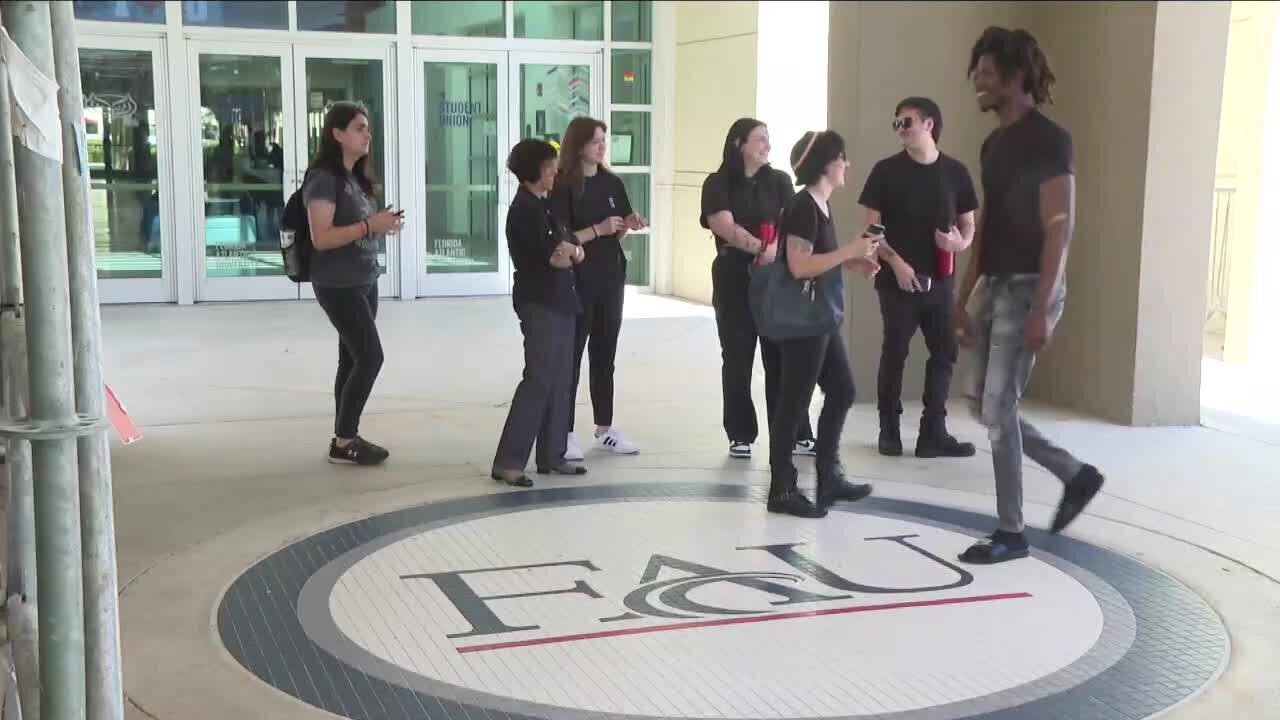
[565,433,585,462]
[595,428,639,455]
[729,441,752,459]
[794,439,817,456]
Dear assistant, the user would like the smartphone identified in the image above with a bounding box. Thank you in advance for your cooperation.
[917,274,933,292]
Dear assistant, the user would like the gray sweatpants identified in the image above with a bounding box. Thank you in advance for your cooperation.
[493,303,577,472]
[965,274,1084,533]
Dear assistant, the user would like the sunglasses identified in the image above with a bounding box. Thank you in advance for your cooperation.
[892,117,914,131]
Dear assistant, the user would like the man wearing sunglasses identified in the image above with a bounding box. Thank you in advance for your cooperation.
[858,97,978,459]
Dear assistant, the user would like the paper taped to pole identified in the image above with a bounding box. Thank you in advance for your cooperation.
[0,26,62,162]
[105,384,142,445]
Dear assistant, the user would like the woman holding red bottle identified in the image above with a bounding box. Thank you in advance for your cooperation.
[701,118,816,460]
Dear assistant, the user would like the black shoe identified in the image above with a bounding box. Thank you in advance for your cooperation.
[328,437,388,466]
[357,436,390,460]
[915,418,976,458]
[1050,465,1105,534]
[491,469,534,487]
[817,481,873,510]
[536,463,588,476]
[766,491,828,518]
[878,422,903,457]
[958,530,1030,564]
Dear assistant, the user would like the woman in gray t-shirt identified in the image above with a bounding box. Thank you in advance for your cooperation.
[303,102,402,466]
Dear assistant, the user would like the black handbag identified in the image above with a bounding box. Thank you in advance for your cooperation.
[748,199,844,340]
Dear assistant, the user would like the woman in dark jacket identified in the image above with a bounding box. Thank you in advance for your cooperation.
[550,117,647,460]
[702,118,816,460]
[491,139,589,487]
[304,101,402,466]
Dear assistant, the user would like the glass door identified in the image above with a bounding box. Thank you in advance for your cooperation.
[292,45,397,300]
[509,51,602,288]
[413,49,510,297]
[78,36,172,303]
[187,42,299,302]
[510,51,602,146]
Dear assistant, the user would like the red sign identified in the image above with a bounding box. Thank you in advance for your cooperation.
[105,384,143,445]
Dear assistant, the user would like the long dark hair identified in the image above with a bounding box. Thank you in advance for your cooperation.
[555,116,610,194]
[718,117,766,188]
[308,101,375,193]
[967,27,1056,106]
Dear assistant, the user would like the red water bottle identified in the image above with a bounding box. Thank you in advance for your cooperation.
[937,247,954,278]
[759,221,777,248]
[936,224,954,278]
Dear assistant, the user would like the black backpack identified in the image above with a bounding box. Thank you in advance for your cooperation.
[280,174,312,282]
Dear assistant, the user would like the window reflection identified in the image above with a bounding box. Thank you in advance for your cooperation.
[81,48,163,280]
[297,0,396,33]
[198,54,288,278]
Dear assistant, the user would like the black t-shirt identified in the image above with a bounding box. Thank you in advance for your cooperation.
[700,165,795,256]
[782,189,845,306]
[858,151,978,290]
[550,171,633,292]
[978,109,1074,275]
[507,186,580,316]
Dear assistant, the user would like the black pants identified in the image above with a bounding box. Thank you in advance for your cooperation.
[877,278,956,421]
[314,283,383,439]
[493,303,576,471]
[769,331,856,496]
[570,280,624,430]
[712,253,815,444]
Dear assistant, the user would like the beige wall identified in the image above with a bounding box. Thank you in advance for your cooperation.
[827,1,1229,426]
[669,1,760,305]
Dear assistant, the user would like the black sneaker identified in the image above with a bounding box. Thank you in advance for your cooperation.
[766,491,828,518]
[958,530,1030,564]
[357,436,390,460]
[878,423,903,457]
[1050,465,1105,534]
[729,441,752,459]
[328,437,389,466]
[817,480,873,510]
[915,418,976,458]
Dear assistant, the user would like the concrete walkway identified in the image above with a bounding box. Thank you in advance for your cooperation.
[101,292,1279,719]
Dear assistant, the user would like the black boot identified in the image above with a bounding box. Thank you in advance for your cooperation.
[767,469,826,518]
[915,416,975,458]
[878,415,903,457]
[816,461,873,510]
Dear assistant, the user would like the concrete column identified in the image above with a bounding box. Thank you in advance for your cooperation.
[1028,0,1230,425]
[669,0,759,305]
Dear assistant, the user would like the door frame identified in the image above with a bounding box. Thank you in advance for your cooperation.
[291,43,399,301]
[77,34,175,304]
[412,48,512,298]
[186,39,300,302]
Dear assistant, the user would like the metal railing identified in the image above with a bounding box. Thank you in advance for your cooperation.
[1206,187,1234,325]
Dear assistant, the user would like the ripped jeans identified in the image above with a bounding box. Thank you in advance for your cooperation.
[966,274,1084,533]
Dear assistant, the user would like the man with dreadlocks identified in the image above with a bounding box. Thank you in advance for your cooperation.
[953,27,1106,564]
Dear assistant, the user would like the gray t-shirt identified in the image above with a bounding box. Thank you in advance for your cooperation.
[302,169,380,288]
